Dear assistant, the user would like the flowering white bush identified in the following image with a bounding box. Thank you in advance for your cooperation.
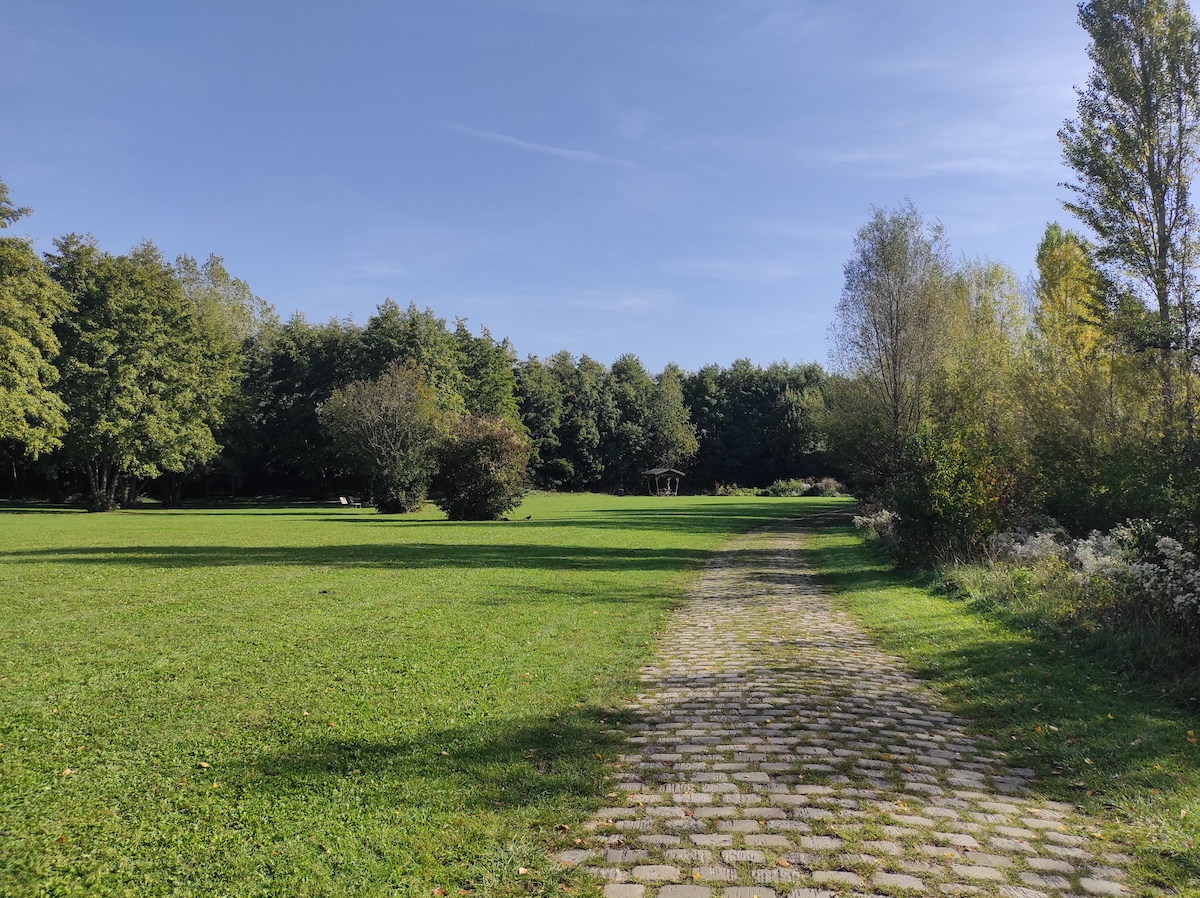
[988,519,1200,623]
[854,509,898,546]
[1128,535,1200,616]
[1071,525,1136,580]
[990,530,1066,564]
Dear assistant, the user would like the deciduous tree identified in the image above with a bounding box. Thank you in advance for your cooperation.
[1060,0,1200,430]
[318,360,441,513]
[827,202,954,488]
[0,183,69,458]
[48,237,237,510]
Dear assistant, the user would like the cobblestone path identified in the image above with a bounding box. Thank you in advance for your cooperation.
[556,524,1134,898]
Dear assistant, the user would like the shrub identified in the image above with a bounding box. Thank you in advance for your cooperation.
[957,520,1200,681]
[854,508,899,552]
[431,415,531,521]
[890,426,1015,564]
[713,483,760,497]
[761,478,809,497]
[814,477,844,497]
[318,361,441,514]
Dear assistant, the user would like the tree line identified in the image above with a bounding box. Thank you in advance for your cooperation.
[826,0,1200,567]
[0,198,828,510]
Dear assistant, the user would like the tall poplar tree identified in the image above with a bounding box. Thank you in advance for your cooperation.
[1060,0,1200,430]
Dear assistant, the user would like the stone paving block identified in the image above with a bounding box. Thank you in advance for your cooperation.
[752,868,802,883]
[718,820,761,832]
[632,864,681,882]
[722,889,776,898]
[603,886,645,898]
[692,834,735,847]
[1043,831,1084,847]
[961,851,1013,868]
[1079,879,1129,896]
[996,888,1051,898]
[721,850,767,864]
[1020,873,1070,890]
[785,890,834,898]
[745,835,792,848]
[607,849,650,863]
[641,834,684,846]
[665,849,713,863]
[659,887,712,898]
[812,871,865,886]
[950,865,1005,882]
[874,872,927,892]
[695,866,738,882]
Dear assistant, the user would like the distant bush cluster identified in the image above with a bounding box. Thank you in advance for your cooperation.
[714,477,843,498]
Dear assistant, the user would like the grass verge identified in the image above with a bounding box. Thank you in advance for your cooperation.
[0,494,840,898]
[802,517,1200,898]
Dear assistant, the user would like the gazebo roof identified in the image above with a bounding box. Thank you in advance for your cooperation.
[642,467,686,477]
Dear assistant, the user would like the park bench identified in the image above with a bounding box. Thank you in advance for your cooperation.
[339,496,362,508]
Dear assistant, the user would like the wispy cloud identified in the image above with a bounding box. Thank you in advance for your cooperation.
[443,123,638,167]
[566,287,679,313]
[665,256,806,283]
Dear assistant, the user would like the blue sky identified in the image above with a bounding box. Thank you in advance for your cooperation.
[3,1,1090,371]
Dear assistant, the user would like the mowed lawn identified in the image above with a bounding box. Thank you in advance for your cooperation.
[0,494,841,898]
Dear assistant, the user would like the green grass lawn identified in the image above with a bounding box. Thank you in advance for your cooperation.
[0,494,841,898]
[803,519,1200,898]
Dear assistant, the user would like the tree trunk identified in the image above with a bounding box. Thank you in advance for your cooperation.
[86,459,119,512]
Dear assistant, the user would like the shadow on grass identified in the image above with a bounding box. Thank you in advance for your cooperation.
[0,541,805,576]
[798,516,1200,887]
[0,497,850,535]
[239,706,640,813]
[321,500,849,535]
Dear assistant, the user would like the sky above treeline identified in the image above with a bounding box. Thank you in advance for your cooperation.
[3,1,1091,371]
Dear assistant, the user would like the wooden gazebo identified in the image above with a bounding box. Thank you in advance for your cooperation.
[642,467,685,496]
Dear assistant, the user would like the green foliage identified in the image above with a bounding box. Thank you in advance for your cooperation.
[454,320,522,428]
[47,237,239,511]
[683,359,826,490]
[318,361,442,513]
[647,363,698,469]
[0,235,70,458]
[602,353,656,489]
[431,415,531,520]
[363,300,466,413]
[890,425,1017,564]
[1061,0,1200,433]
[515,356,567,487]
[0,178,31,228]
[828,201,953,487]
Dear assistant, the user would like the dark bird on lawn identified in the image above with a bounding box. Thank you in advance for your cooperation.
[524,515,532,520]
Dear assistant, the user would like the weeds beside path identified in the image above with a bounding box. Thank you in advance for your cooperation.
[803,517,1200,897]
